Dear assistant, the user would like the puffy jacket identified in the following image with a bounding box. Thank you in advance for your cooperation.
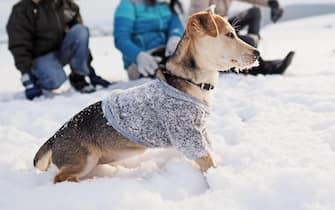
[114,0,184,69]
[6,0,82,74]
[189,0,269,17]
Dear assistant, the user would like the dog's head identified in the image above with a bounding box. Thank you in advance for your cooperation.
[185,9,259,71]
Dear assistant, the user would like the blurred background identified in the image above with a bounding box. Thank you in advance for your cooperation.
[1,0,335,43]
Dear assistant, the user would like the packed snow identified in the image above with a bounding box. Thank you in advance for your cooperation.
[1,1,335,210]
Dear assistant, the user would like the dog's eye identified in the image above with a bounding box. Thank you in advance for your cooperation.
[226,32,235,39]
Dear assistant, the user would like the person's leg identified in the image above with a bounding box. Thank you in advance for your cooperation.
[245,51,295,75]
[238,35,258,48]
[59,24,90,75]
[226,8,295,75]
[127,64,141,81]
[229,7,262,36]
[58,24,96,93]
[229,7,262,47]
[32,52,67,90]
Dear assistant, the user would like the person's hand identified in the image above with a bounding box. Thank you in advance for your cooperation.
[165,36,181,57]
[268,0,284,23]
[136,52,161,77]
[21,73,43,100]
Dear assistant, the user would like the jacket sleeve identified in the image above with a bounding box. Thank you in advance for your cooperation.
[113,1,142,64]
[236,0,269,7]
[6,5,35,74]
[168,14,184,38]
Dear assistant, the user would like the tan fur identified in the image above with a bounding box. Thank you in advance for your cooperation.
[164,11,258,104]
[195,154,217,172]
[35,10,258,183]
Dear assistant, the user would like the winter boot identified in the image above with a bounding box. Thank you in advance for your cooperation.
[89,69,111,88]
[87,53,111,88]
[69,73,96,93]
[247,51,295,75]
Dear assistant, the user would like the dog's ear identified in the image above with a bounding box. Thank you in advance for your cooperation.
[186,12,219,38]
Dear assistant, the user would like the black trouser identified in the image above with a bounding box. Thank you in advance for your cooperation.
[228,7,262,48]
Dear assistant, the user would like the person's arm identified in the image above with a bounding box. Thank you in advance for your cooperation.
[6,5,34,74]
[167,14,184,39]
[113,1,142,64]
[165,14,184,56]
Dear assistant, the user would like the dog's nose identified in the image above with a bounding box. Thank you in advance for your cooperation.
[253,50,260,58]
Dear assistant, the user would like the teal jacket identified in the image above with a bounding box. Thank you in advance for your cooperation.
[114,0,184,69]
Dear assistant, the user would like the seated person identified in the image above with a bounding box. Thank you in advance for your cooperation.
[7,0,111,100]
[189,0,295,75]
[113,0,184,80]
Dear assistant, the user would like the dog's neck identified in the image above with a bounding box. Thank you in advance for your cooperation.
[158,35,219,105]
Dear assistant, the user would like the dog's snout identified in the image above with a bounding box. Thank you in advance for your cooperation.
[253,50,260,58]
[253,50,260,59]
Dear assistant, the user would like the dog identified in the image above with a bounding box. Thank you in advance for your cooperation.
[33,9,259,183]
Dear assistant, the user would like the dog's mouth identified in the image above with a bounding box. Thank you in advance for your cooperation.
[232,54,259,71]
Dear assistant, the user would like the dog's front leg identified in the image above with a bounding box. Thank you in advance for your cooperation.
[195,154,216,173]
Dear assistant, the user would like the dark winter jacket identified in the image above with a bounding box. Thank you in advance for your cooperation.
[7,0,82,74]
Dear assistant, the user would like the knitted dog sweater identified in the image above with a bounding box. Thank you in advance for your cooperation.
[102,80,210,160]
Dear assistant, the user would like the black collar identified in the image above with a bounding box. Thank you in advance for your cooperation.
[160,67,215,91]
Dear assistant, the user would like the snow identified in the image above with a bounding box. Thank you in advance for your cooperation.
[1,1,335,210]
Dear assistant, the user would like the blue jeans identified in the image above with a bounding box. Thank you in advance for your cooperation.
[32,24,90,90]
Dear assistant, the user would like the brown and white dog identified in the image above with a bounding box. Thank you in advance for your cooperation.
[33,9,259,183]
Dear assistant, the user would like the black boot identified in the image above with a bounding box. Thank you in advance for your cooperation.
[69,73,96,93]
[89,69,111,88]
[247,51,295,75]
[87,52,111,88]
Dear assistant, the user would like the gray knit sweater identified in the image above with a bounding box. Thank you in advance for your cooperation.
[101,80,211,160]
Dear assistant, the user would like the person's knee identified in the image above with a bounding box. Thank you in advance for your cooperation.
[248,7,262,21]
[69,24,89,42]
[239,35,258,48]
[38,73,67,90]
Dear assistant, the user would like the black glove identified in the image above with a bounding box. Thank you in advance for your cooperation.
[268,0,284,23]
[21,73,43,100]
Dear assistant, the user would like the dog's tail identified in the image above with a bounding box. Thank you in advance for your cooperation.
[33,139,53,171]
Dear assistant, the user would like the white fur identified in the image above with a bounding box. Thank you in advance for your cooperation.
[35,150,52,171]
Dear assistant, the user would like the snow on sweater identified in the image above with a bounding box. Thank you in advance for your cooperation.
[101,79,211,160]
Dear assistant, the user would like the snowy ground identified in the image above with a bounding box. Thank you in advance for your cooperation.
[1,1,335,210]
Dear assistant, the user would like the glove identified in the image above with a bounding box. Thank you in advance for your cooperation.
[165,36,181,57]
[21,73,43,100]
[136,52,161,77]
[268,0,284,23]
